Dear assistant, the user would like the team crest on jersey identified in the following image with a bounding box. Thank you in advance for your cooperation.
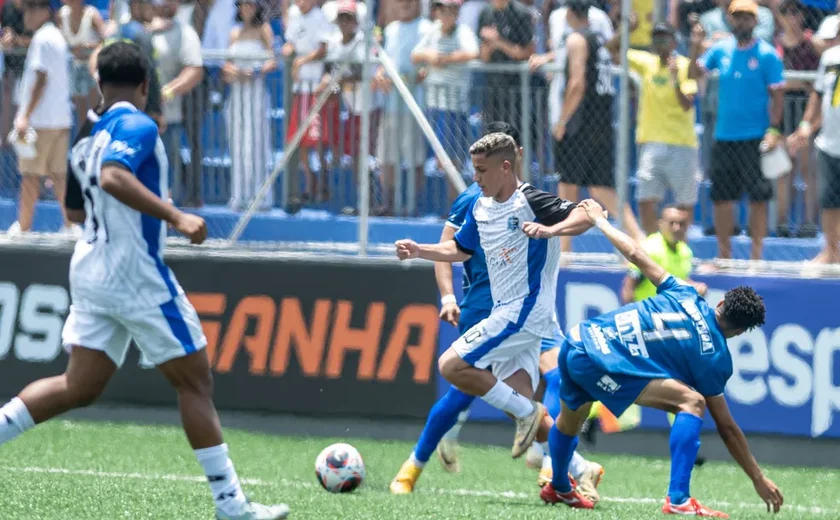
[507,216,520,231]
[109,140,138,156]
[748,57,759,70]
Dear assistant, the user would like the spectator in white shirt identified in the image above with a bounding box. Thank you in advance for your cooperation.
[10,0,72,235]
[282,0,331,202]
[412,0,479,182]
[149,0,204,203]
[57,0,106,128]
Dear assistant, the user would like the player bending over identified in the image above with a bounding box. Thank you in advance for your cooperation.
[540,200,784,517]
[391,123,603,501]
[0,42,288,520]
[394,132,593,487]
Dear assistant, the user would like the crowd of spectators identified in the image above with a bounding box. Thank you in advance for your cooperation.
[2,0,840,262]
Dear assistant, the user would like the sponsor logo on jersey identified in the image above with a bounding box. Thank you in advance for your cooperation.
[679,298,715,354]
[507,216,520,231]
[597,375,621,394]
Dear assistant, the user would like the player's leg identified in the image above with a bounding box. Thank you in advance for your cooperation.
[132,295,288,520]
[390,386,475,493]
[635,379,726,517]
[0,307,127,445]
[439,319,548,458]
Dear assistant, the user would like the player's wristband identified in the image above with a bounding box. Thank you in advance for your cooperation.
[441,294,457,306]
[767,126,782,137]
[799,121,812,134]
[594,217,608,230]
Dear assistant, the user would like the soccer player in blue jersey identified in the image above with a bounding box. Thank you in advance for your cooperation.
[0,42,288,520]
[390,127,602,501]
[540,200,784,517]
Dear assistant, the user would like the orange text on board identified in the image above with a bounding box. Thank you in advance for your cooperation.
[187,293,440,384]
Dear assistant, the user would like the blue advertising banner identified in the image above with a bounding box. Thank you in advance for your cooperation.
[437,265,840,439]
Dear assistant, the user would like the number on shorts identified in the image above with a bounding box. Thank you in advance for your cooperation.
[463,328,482,344]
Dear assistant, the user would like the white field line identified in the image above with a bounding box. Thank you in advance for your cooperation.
[1,465,834,516]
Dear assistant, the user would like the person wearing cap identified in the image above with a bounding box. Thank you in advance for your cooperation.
[606,22,699,234]
[688,0,784,261]
[788,16,840,264]
[412,0,479,192]
[699,0,774,46]
[8,0,72,236]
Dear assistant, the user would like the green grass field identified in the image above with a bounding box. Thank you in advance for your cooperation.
[0,419,836,519]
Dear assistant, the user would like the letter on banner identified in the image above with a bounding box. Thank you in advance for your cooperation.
[813,328,840,437]
[0,283,19,359]
[768,324,813,408]
[15,285,69,362]
[189,293,227,363]
[325,301,384,379]
[216,296,276,374]
[564,283,619,330]
[377,304,439,383]
[726,328,769,405]
[271,298,332,377]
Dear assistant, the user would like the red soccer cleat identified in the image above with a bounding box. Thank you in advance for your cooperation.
[662,497,729,518]
[540,482,595,509]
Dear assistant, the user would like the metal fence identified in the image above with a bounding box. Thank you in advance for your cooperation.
[0,32,830,267]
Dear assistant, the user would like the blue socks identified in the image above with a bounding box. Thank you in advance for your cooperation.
[542,367,561,419]
[548,426,578,493]
[413,386,475,463]
[668,412,703,505]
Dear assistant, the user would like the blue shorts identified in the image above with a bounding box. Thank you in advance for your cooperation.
[557,337,651,417]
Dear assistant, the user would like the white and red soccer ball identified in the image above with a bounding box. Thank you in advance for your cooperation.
[314,443,366,493]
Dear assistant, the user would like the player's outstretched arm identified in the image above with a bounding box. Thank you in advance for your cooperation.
[706,395,784,513]
[100,164,207,244]
[581,200,668,287]
[435,225,461,326]
[395,239,471,263]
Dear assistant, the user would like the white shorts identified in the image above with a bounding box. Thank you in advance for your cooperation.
[635,143,699,205]
[62,294,207,368]
[451,314,541,393]
[377,111,426,168]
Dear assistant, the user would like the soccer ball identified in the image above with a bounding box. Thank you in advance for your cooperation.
[314,443,366,493]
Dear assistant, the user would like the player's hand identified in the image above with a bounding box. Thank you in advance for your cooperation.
[173,212,207,244]
[395,239,419,260]
[668,55,679,81]
[552,121,566,141]
[522,221,553,239]
[787,128,809,155]
[762,130,781,151]
[440,302,460,327]
[690,23,705,47]
[529,53,550,73]
[753,475,783,513]
[693,281,709,296]
[579,198,607,224]
[14,115,29,136]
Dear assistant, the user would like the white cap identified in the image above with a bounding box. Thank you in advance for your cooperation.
[816,14,840,40]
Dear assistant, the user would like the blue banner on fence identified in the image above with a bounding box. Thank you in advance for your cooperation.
[437,266,840,439]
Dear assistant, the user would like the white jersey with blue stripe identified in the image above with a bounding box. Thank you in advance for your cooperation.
[68,101,182,313]
[454,183,577,338]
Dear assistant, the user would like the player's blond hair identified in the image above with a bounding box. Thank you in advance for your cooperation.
[469,133,517,168]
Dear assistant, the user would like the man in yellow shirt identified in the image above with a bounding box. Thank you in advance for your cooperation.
[607,22,700,235]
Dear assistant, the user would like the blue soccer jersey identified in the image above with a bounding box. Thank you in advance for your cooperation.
[577,275,732,397]
[446,183,491,317]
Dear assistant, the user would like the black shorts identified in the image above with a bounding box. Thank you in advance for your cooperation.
[817,148,840,209]
[709,139,773,203]
[555,127,615,188]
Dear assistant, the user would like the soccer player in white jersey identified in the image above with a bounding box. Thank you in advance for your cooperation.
[395,132,597,461]
[0,42,289,520]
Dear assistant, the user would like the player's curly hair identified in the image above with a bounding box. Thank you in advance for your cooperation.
[721,286,765,332]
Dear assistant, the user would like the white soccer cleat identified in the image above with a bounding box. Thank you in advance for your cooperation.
[512,401,546,459]
[576,462,605,504]
[216,502,290,520]
[437,438,461,473]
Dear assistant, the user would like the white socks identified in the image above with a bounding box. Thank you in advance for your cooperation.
[569,451,587,479]
[0,398,35,446]
[195,443,248,516]
[443,411,470,441]
[481,380,535,418]
[409,452,426,469]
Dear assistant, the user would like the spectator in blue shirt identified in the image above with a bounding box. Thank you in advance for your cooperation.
[688,0,784,261]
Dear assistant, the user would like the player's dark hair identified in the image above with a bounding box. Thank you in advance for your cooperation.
[97,41,149,88]
[721,286,765,332]
[469,133,518,166]
[483,121,520,147]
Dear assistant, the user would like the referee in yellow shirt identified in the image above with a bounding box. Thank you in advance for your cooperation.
[607,22,700,236]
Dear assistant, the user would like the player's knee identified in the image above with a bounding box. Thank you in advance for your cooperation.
[438,354,468,384]
[677,391,706,418]
[176,369,215,398]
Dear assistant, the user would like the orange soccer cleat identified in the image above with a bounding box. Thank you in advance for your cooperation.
[539,481,594,510]
[662,497,729,518]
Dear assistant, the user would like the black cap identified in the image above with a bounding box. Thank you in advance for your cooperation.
[652,22,676,36]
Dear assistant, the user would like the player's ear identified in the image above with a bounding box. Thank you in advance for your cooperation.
[141,78,149,97]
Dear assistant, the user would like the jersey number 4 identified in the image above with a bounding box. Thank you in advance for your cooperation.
[614,310,690,358]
